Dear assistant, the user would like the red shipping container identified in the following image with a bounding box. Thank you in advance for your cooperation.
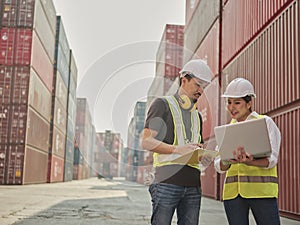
[0,144,7,184]
[9,104,27,144]
[47,154,64,183]
[15,28,32,65]
[0,66,13,104]
[0,28,32,66]
[0,104,10,143]
[51,125,66,158]
[3,144,25,184]
[11,66,30,104]
[0,28,16,65]
[31,30,53,92]
[222,0,294,67]
[23,145,48,184]
[17,0,35,27]
[1,0,18,27]
[28,67,52,122]
[26,107,50,152]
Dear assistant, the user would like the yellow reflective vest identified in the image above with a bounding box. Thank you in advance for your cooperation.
[223,115,278,200]
[153,96,201,170]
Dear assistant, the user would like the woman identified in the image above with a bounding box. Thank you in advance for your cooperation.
[214,78,281,225]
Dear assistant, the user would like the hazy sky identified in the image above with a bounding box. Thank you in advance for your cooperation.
[52,0,185,143]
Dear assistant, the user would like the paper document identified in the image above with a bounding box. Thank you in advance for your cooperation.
[158,148,219,164]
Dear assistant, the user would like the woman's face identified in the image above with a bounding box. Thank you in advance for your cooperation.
[226,98,252,122]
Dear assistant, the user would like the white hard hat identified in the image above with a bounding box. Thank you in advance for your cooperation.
[222,78,256,98]
[179,59,213,84]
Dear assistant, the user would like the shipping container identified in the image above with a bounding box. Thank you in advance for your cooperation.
[51,125,66,158]
[9,104,27,144]
[28,67,52,122]
[54,70,68,108]
[31,30,53,92]
[53,97,67,134]
[0,27,16,65]
[23,145,48,184]
[222,0,300,113]
[11,66,30,104]
[26,107,50,152]
[273,106,300,220]
[0,0,18,27]
[33,0,55,62]
[0,144,24,185]
[73,164,83,180]
[184,0,219,60]
[64,137,74,163]
[39,0,56,34]
[63,160,73,182]
[69,49,78,81]
[0,0,35,28]
[222,0,295,67]
[0,66,13,104]
[0,105,10,144]
[47,154,64,183]
[17,0,35,27]
[185,0,200,27]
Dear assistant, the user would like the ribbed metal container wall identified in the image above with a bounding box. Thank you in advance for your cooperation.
[222,0,300,113]
[184,0,219,60]
[221,0,300,219]
[28,68,52,122]
[274,107,300,219]
[193,19,220,198]
[222,0,294,67]
[64,50,78,182]
[31,30,54,92]
[185,0,200,26]
[33,0,55,63]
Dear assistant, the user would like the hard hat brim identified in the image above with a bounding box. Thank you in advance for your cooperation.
[221,94,256,98]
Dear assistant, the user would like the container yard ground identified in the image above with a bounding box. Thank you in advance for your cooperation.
[0,177,298,225]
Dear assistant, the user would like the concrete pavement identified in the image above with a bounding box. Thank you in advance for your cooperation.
[0,177,298,225]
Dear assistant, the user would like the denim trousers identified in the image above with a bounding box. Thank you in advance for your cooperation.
[148,183,202,225]
[224,195,281,225]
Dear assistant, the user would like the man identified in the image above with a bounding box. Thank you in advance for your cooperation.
[141,59,213,225]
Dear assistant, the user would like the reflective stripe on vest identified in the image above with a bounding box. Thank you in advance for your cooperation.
[223,114,278,200]
[153,96,201,169]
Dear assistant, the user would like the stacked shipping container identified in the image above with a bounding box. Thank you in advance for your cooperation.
[74,98,94,180]
[221,0,299,219]
[0,0,56,184]
[155,24,184,94]
[181,0,299,220]
[47,15,70,183]
[64,50,77,181]
[0,0,78,185]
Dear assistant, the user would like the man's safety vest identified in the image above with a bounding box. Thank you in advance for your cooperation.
[223,115,278,200]
[153,96,201,169]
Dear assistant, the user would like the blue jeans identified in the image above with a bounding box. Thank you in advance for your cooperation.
[224,195,281,225]
[149,183,202,225]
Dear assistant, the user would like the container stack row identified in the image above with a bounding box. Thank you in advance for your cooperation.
[0,0,78,185]
[181,0,299,219]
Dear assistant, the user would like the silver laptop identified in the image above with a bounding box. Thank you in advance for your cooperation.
[214,118,272,161]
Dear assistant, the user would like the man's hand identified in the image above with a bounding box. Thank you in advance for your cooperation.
[173,143,201,155]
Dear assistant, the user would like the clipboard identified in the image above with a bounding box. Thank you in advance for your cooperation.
[158,148,219,164]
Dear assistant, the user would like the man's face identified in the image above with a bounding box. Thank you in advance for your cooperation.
[181,77,205,102]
